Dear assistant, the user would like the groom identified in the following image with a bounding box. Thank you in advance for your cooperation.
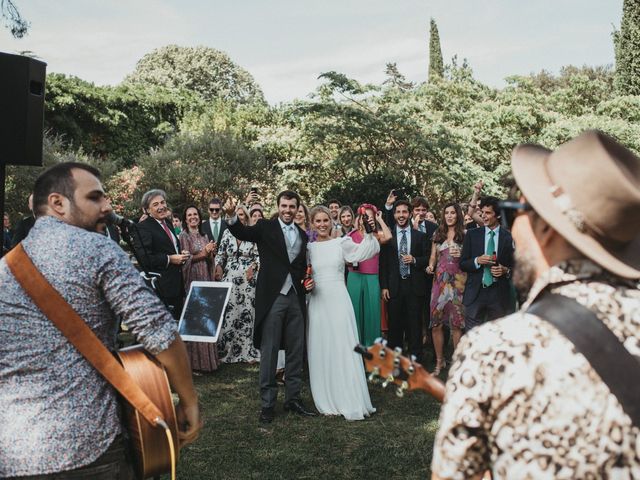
[225,190,316,424]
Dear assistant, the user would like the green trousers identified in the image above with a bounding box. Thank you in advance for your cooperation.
[346,271,381,346]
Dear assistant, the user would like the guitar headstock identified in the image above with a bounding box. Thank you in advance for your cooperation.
[354,339,445,402]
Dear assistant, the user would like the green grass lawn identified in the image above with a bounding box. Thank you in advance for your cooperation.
[171,362,443,480]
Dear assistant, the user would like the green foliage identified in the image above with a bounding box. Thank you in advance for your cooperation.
[428,18,444,82]
[45,74,201,165]
[5,135,118,220]
[321,171,422,210]
[131,130,266,216]
[615,0,640,95]
[124,45,266,105]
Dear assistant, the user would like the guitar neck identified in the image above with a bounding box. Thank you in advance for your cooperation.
[414,373,446,403]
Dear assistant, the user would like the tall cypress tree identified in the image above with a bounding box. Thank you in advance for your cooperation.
[614,0,640,95]
[428,18,444,82]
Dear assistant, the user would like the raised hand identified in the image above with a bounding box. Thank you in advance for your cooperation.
[385,189,398,207]
[223,196,236,217]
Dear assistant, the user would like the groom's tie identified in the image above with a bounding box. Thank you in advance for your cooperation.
[284,224,296,247]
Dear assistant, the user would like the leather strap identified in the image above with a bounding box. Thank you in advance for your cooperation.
[528,291,640,427]
[5,244,165,427]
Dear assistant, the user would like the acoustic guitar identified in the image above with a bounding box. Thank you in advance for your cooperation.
[355,340,492,480]
[354,340,445,401]
[117,345,179,480]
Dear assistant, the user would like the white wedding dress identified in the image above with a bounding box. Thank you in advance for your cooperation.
[307,234,379,420]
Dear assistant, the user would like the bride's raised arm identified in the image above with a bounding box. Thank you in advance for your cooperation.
[339,233,380,264]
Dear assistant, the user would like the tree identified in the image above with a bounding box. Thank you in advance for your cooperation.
[614,0,640,95]
[45,73,202,165]
[131,130,265,216]
[383,63,414,90]
[1,0,28,38]
[124,45,266,105]
[428,18,444,82]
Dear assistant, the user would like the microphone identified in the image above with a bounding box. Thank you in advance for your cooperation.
[105,211,135,228]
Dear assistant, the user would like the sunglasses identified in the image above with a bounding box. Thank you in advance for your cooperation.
[209,208,221,212]
[498,200,532,230]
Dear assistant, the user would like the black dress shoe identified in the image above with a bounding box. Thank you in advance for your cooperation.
[259,407,275,424]
[284,399,317,417]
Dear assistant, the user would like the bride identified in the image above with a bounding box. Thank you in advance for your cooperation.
[306,205,382,420]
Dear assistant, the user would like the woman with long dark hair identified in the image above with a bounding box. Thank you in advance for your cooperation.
[179,204,218,372]
[426,202,467,376]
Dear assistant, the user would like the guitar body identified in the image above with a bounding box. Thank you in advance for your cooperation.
[117,345,179,479]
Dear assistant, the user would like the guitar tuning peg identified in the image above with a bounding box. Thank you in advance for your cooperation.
[381,374,394,388]
[378,349,386,359]
[393,356,401,367]
[395,381,409,398]
[368,367,380,383]
[374,337,383,344]
[381,339,388,347]
[410,354,417,362]
[394,346,402,354]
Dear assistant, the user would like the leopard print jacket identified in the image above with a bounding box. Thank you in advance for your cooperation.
[431,259,640,480]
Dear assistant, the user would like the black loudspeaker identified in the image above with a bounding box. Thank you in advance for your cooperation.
[0,52,47,167]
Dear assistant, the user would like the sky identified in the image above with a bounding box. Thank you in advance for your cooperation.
[0,0,623,104]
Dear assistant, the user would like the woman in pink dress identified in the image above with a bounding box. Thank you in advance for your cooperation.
[179,205,219,372]
[426,202,467,376]
[346,203,392,346]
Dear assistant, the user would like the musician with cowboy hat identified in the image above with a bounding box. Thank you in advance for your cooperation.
[431,130,640,480]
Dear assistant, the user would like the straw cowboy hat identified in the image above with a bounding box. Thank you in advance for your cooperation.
[511,129,640,280]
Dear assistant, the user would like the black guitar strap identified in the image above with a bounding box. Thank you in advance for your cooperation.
[528,292,640,428]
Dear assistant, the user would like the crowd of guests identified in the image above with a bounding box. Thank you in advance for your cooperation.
[4,180,516,378]
[28,179,507,378]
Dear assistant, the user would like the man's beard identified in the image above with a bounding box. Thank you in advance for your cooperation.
[513,248,537,297]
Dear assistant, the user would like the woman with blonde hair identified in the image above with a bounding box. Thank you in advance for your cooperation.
[305,205,382,420]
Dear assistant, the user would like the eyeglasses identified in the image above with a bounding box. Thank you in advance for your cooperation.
[209,208,221,212]
[498,200,532,230]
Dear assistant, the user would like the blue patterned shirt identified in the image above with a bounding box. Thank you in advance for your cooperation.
[0,216,177,476]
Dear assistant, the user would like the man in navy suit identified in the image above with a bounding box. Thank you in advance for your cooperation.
[460,196,515,331]
[379,200,430,363]
[132,189,189,318]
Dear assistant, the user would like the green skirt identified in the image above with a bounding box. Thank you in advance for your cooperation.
[346,271,381,346]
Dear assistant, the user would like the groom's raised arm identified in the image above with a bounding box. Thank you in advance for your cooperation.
[223,198,263,243]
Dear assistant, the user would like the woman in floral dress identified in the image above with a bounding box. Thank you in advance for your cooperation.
[179,205,219,372]
[214,206,261,363]
[426,202,467,376]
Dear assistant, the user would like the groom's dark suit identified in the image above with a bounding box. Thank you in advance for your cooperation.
[227,216,308,409]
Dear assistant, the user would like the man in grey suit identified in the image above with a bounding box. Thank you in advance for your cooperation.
[224,190,316,424]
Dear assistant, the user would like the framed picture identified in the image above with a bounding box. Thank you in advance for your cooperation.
[178,281,232,343]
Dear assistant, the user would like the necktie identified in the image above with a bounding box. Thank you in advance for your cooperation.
[419,222,426,233]
[161,221,175,246]
[285,225,296,247]
[213,221,219,241]
[482,230,496,287]
[399,229,409,278]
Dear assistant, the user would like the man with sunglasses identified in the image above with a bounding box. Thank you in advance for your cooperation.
[431,130,640,479]
[202,198,228,246]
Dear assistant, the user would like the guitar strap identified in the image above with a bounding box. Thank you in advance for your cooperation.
[5,244,166,428]
[528,291,640,428]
